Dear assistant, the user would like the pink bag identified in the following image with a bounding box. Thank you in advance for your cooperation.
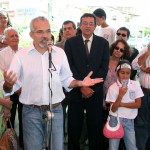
[103,115,124,139]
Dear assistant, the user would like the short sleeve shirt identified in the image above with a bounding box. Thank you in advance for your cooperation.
[106,79,144,119]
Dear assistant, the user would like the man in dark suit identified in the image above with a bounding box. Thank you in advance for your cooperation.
[65,13,109,150]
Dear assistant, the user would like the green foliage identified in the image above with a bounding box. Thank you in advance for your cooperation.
[145,27,150,35]
[13,17,32,48]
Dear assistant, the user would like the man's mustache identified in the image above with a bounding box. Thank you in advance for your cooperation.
[40,37,50,42]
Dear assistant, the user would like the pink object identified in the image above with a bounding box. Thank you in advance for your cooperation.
[103,116,124,139]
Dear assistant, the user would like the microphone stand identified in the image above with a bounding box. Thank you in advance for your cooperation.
[43,43,53,150]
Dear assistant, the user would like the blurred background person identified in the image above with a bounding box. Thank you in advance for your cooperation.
[55,20,77,143]
[51,34,55,45]
[93,8,116,46]
[0,27,23,148]
[132,43,150,150]
[0,10,12,50]
[56,28,63,43]
[55,20,77,49]
[116,27,139,80]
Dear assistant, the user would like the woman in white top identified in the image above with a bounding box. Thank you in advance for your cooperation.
[105,59,144,150]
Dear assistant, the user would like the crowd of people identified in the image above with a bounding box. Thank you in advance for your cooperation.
[0,7,150,150]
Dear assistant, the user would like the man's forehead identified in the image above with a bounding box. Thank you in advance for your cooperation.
[119,30,127,33]
[7,30,18,35]
[33,20,50,29]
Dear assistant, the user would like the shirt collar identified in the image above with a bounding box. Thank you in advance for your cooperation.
[82,34,93,42]
[27,43,56,55]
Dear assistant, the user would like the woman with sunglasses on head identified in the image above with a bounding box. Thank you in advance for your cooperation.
[103,39,130,101]
[0,10,12,50]
[105,59,144,150]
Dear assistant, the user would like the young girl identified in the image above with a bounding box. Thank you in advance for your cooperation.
[105,59,144,150]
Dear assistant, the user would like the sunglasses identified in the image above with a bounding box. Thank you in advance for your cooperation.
[116,33,127,37]
[115,46,124,53]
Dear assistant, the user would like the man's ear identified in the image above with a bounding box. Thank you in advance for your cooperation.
[29,31,33,39]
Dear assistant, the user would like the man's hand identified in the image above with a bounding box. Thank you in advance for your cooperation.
[141,65,150,74]
[2,106,11,119]
[80,87,94,99]
[81,71,103,87]
[3,96,12,109]
[3,70,17,92]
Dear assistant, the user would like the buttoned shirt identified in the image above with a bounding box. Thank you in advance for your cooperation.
[106,79,144,119]
[0,46,22,70]
[132,47,150,89]
[7,44,74,105]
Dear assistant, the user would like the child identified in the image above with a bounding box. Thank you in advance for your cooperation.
[105,59,144,150]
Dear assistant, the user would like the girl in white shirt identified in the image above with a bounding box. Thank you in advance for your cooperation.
[106,59,144,150]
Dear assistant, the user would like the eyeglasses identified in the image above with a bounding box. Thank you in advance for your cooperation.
[116,33,127,37]
[32,29,51,35]
[82,22,95,26]
[114,46,124,53]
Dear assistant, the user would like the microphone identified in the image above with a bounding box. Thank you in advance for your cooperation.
[47,41,52,69]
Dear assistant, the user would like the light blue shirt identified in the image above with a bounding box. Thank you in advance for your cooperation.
[7,44,74,105]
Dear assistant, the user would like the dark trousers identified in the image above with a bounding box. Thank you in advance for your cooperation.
[135,92,150,150]
[8,93,23,147]
[68,94,103,150]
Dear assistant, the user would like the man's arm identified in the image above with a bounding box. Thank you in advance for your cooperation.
[69,71,103,88]
[132,48,148,70]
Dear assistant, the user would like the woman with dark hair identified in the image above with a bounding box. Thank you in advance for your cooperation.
[104,39,130,99]
[105,59,143,150]
[0,10,12,50]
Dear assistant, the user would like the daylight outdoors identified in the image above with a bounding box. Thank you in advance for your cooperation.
[1,0,150,50]
[0,0,150,150]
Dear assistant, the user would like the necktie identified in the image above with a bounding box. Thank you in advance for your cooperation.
[85,39,89,56]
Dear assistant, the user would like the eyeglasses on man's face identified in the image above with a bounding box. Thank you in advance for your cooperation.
[32,29,51,35]
[82,21,95,26]
[116,32,127,37]
[114,46,124,53]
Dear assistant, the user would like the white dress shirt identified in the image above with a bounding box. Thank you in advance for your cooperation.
[82,34,93,53]
[0,46,22,70]
[132,47,150,89]
[106,79,144,119]
[8,44,74,105]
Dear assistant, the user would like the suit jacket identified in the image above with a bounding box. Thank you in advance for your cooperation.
[65,34,109,97]
[65,34,109,77]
